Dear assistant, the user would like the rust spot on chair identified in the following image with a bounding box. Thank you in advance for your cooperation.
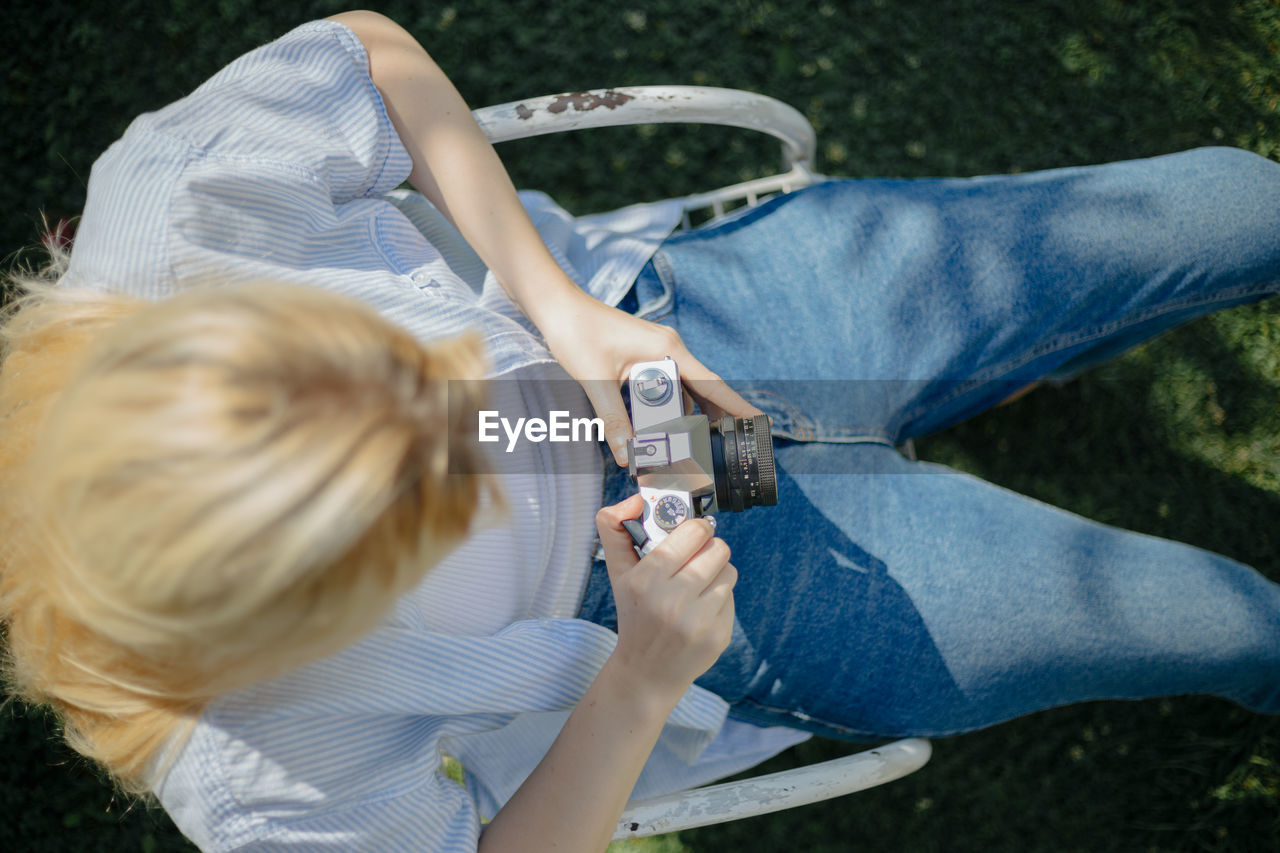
[515,104,534,120]
[546,90,634,114]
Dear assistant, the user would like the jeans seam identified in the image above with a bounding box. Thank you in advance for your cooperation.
[731,696,979,740]
[775,429,897,444]
[896,279,1280,436]
[732,697,879,738]
[740,389,813,441]
[637,252,676,322]
[657,262,897,443]
[746,388,900,444]
[662,182,817,245]
[732,696,977,737]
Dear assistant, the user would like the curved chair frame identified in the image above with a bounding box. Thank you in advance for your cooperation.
[613,738,932,840]
[473,85,824,228]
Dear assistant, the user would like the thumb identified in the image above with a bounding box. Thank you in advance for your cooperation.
[595,493,646,579]
[580,378,633,466]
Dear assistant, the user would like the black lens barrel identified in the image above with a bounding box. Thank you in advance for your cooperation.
[709,413,778,512]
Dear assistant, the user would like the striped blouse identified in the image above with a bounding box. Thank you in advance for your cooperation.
[66,20,807,851]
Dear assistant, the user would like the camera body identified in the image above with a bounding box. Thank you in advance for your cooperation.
[623,358,777,554]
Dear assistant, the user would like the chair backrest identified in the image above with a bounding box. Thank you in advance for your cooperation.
[472,85,827,229]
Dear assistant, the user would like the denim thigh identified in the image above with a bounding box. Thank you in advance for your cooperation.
[579,442,1280,739]
[635,147,1280,443]
[580,148,1280,738]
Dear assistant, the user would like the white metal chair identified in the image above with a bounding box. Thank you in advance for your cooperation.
[471,86,933,841]
[473,85,825,229]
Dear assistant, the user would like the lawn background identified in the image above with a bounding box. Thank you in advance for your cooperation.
[3,0,1279,850]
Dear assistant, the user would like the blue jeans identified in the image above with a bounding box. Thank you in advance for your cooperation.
[577,148,1280,739]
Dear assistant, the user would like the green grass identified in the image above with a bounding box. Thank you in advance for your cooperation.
[4,0,1280,850]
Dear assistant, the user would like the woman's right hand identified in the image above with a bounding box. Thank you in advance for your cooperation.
[595,494,738,705]
[483,496,737,851]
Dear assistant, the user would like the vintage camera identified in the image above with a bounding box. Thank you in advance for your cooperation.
[622,358,778,555]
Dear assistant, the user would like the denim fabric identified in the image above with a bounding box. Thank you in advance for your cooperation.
[578,148,1280,739]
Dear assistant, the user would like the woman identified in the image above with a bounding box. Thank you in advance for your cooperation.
[2,10,1278,851]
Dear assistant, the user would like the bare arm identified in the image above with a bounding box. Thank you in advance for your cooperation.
[478,496,736,852]
[329,10,761,466]
[476,651,676,852]
[327,10,577,333]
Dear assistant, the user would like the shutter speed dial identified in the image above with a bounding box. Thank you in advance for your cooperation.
[652,495,690,531]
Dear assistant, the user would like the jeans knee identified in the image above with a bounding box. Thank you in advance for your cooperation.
[1181,146,1280,195]
[1154,148,1280,270]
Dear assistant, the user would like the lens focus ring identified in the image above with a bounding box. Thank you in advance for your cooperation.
[750,414,778,507]
[711,413,778,512]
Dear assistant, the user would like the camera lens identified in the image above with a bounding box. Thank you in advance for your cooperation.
[709,413,778,512]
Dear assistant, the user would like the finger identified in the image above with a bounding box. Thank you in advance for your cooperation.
[715,582,736,620]
[704,559,737,599]
[596,493,646,530]
[686,560,736,653]
[677,355,764,420]
[647,518,719,578]
[579,378,633,466]
[681,385,696,418]
[676,536,733,593]
[703,562,736,621]
[595,494,646,578]
[712,589,735,648]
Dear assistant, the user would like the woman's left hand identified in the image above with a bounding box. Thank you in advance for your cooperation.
[536,287,763,466]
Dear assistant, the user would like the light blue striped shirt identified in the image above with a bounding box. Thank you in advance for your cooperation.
[66,20,807,851]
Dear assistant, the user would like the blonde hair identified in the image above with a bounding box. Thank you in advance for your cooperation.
[0,259,491,792]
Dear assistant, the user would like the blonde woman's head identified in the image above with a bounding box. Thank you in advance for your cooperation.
[0,277,489,786]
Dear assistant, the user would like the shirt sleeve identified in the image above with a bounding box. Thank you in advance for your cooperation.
[67,20,415,296]
[143,19,410,203]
